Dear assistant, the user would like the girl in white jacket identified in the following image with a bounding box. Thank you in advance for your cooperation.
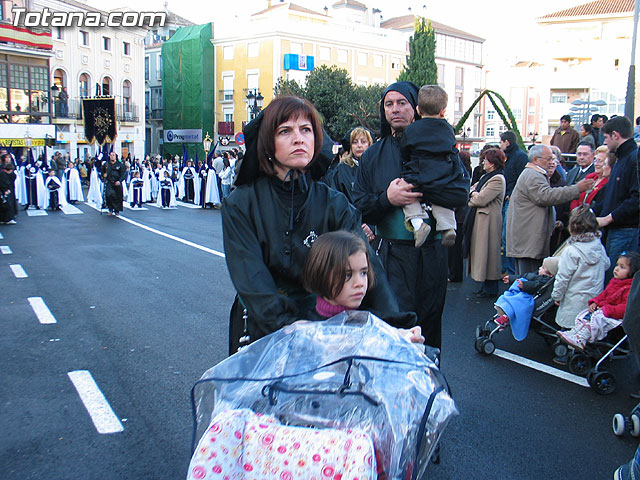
[552,205,609,329]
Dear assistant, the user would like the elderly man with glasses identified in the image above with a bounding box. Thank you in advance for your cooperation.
[506,144,594,275]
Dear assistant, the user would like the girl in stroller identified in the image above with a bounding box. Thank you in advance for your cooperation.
[557,251,640,351]
[301,230,424,344]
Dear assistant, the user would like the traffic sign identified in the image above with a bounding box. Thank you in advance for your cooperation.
[235,132,245,145]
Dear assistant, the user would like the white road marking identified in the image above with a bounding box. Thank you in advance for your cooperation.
[123,204,148,211]
[26,209,48,216]
[116,215,225,258]
[175,200,201,209]
[67,370,124,434]
[84,202,109,213]
[1,245,12,254]
[493,348,590,388]
[61,203,83,215]
[0,233,4,239]
[27,297,57,324]
[9,264,28,278]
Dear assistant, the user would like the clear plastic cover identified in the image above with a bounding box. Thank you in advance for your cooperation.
[190,311,458,480]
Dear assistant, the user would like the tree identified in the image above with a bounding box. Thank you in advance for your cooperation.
[273,66,385,140]
[397,17,437,87]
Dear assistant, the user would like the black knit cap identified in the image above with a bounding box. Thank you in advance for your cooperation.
[379,81,420,138]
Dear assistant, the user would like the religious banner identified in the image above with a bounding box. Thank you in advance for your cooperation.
[82,98,117,145]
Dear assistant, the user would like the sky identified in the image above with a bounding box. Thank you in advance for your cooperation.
[88,0,586,65]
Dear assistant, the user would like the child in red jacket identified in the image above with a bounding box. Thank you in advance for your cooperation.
[558,251,640,350]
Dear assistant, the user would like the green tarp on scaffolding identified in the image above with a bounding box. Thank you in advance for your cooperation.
[162,23,214,161]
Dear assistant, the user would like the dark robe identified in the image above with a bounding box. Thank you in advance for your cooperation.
[130,179,144,207]
[222,173,414,354]
[321,161,358,205]
[0,169,17,221]
[103,161,126,212]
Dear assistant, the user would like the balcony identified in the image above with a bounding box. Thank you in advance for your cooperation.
[218,121,234,135]
[52,98,83,120]
[218,90,234,102]
[116,103,140,123]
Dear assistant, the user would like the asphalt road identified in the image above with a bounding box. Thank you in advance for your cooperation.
[1,199,638,479]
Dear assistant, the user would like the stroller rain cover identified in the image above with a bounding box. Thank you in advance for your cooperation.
[189,311,457,480]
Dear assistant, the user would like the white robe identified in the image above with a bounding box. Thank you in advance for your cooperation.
[87,166,103,206]
[64,167,84,202]
[20,166,47,208]
[156,178,177,208]
[44,175,68,209]
[204,169,221,205]
[14,166,26,205]
[141,168,152,202]
[177,166,200,201]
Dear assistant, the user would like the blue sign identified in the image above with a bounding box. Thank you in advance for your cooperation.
[235,132,245,145]
[284,54,315,71]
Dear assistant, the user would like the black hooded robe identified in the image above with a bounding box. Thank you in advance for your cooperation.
[103,161,126,213]
[353,81,463,350]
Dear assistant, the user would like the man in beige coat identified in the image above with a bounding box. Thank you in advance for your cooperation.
[506,144,593,275]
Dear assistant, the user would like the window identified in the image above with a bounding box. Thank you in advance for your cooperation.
[486,126,495,137]
[319,46,330,60]
[248,42,259,57]
[55,27,64,40]
[79,30,89,46]
[224,111,233,122]
[123,80,132,113]
[373,54,383,68]
[123,42,130,56]
[223,45,234,60]
[156,55,162,80]
[528,107,536,115]
[551,93,567,103]
[102,77,112,96]
[151,87,162,110]
[487,110,495,120]
[455,92,463,113]
[391,57,401,69]
[437,64,445,87]
[358,52,367,66]
[103,36,111,51]
[512,108,522,120]
[356,77,368,86]
[455,67,463,89]
[79,73,90,97]
[145,56,149,81]
[337,49,348,63]
[222,75,233,100]
[290,42,302,55]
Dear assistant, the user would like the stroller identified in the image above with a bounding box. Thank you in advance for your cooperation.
[475,275,560,355]
[475,275,631,395]
[188,311,458,480]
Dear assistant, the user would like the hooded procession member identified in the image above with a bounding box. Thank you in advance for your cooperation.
[222,95,415,355]
[353,81,466,351]
[103,151,126,215]
[64,161,84,203]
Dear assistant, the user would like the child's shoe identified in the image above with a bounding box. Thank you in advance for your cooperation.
[494,314,509,328]
[441,229,456,247]
[414,222,431,248]
[557,327,588,351]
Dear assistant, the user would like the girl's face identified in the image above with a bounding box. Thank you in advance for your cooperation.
[273,115,315,180]
[613,257,631,280]
[331,251,369,309]
[351,134,371,159]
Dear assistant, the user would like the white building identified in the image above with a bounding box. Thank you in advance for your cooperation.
[33,0,147,160]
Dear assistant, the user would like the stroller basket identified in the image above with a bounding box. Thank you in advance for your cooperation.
[189,311,457,480]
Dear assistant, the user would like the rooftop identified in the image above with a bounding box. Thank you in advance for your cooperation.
[332,0,368,10]
[538,0,634,20]
[252,2,326,17]
[381,14,484,43]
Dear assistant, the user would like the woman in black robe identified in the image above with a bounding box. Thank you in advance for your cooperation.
[222,96,414,354]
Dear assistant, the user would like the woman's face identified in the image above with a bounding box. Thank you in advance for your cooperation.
[351,134,371,159]
[602,157,612,178]
[273,115,315,179]
[580,125,587,136]
[594,151,606,176]
[547,158,558,176]
[482,158,494,173]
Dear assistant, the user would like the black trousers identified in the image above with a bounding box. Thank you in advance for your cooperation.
[378,238,448,350]
[161,188,171,207]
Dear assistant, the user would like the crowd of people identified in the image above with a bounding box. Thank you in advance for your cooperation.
[0,147,248,220]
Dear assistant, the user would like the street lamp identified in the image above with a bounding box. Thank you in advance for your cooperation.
[203,131,212,156]
[461,127,471,150]
[529,131,538,144]
[51,84,59,100]
[246,89,263,119]
[24,129,33,149]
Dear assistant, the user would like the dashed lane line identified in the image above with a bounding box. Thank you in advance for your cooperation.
[25,209,48,216]
[116,215,225,258]
[0,233,4,239]
[494,348,590,388]
[1,246,12,254]
[67,370,124,434]
[175,200,201,209]
[9,264,28,278]
[60,203,84,215]
[27,297,57,324]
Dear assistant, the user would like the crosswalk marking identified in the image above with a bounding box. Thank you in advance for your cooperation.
[26,209,48,216]
[27,297,57,324]
[1,246,12,254]
[68,370,124,434]
[175,200,201,209]
[60,203,83,215]
[9,264,28,278]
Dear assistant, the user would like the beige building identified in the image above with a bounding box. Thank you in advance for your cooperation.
[212,1,484,145]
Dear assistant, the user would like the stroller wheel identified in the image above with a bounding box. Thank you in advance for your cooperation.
[631,414,640,437]
[568,353,592,377]
[613,413,626,436]
[481,339,495,356]
[474,337,484,353]
[588,370,617,395]
[554,342,568,358]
